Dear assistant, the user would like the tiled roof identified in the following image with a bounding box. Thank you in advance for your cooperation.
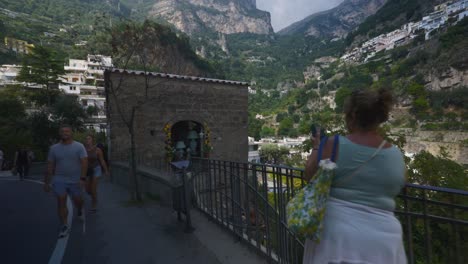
[106,68,249,86]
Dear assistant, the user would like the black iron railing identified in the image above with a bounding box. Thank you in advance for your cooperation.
[190,158,468,264]
[396,183,468,264]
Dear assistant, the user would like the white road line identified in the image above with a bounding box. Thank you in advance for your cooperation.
[48,197,73,264]
[0,177,82,264]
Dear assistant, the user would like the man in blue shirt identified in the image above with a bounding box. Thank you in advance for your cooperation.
[44,124,88,238]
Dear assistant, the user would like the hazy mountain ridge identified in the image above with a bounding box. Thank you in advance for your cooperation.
[278,0,387,38]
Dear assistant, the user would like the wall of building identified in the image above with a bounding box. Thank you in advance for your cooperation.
[107,72,249,165]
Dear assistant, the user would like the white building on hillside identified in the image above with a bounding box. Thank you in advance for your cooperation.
[341,0,468,63]
[59,55,112,131]
[248,137,261,163]
[0,64,21,86]
[447,0,468,14]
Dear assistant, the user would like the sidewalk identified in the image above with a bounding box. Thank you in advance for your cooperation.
[76,180,222,264]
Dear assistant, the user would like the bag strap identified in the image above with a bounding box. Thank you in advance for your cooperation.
[334,140,387,187]
[316,135,340,164]
[316,136,328,164]
[331,135,339,162]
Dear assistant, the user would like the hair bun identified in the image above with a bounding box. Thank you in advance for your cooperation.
[344,88,394,130]
[378,89,393,106]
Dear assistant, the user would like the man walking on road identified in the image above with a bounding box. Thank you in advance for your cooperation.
[14,146,31,180]
[44,124,88,238]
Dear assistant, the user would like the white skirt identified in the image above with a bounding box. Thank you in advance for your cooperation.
[303,197,407,264]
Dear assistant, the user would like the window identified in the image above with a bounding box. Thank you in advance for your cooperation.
[82,100,88,106]
[72,77,79,82]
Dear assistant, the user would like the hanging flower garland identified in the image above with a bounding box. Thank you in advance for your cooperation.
[203,122,213,157]
[163,123,174,162]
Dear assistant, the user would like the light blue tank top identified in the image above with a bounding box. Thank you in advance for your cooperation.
[330,136,406,211]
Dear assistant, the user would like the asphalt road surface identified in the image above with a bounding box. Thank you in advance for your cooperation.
[0,175,84,264]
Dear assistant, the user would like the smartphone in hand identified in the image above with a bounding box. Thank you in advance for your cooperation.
[310,124,325,139]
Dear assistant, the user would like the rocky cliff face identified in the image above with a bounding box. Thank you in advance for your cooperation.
[425,67,468,91]
[393,129,468,165]
[148,0,273,35]
[279,0,387,38]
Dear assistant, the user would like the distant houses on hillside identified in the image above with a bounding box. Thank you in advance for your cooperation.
[0,54,112,132]
[342,0,468,63]
[3,37,34,54]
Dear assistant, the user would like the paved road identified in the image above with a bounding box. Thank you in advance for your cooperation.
[0,174,84,264]
[0,172,223,264]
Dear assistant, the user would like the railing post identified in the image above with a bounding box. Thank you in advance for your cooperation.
[182,167,194,233]
[450,194,462,264]
[422,189,432,264]
[403,186,414,264]
[232,162,242,237]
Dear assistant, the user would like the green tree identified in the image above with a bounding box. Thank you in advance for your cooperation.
[292,114,301,123]
[413,96,429,114]
[259,144,290,164]
[288,105,296,115]
[260,126,275,138]
[0,93,31,161]
[334,87,352,113]
[106,20,215,201]
[278,117,294,136]
[298,119,312,135]
[276,112,288,122]
[51,94,88,131]
[408,149,468,188]
[288,128,299,138]
[86,105,99,117]
[248,114,264,140]
[27,111,59,160]
[16,46,65,107]
[407,82,425,97]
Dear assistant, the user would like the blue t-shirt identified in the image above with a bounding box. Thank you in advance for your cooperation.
[48,141,87,183]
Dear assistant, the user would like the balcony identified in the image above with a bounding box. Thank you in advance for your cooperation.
[189,158,468,264]
[110,156,467,264]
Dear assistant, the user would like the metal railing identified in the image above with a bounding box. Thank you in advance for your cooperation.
[190,158,468,264]
[396,183,468,264]
[191,158,307,264]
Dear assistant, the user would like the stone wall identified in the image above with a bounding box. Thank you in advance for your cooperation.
[107,71,249,166]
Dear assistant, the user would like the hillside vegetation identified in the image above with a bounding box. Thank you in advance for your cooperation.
[248,17,468,139]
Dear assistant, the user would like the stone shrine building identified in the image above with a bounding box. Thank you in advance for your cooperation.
[105,69,249,165]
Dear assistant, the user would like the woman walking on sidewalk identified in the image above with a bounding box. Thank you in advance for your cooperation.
[85,134,109,213]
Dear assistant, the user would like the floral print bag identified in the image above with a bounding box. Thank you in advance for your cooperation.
[286,135,339,242]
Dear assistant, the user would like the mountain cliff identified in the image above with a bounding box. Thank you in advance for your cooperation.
[278,0,387,38]
[148,0,273,35]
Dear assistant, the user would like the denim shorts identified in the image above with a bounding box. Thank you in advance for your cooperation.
[88,166,102,178]
[52,181,82,197]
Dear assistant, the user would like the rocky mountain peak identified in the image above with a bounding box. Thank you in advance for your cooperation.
[148,0,273,35]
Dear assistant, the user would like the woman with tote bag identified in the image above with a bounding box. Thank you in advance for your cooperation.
[303,89,407,264]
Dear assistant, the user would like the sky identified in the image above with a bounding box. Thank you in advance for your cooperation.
[256,0,344,32]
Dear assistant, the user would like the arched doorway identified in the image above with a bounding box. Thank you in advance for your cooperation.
[170,121,204,160]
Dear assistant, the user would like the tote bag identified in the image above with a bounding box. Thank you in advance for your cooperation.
[286,135,339,242]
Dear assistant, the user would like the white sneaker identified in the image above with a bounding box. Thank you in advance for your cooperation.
[58,225,69,238]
